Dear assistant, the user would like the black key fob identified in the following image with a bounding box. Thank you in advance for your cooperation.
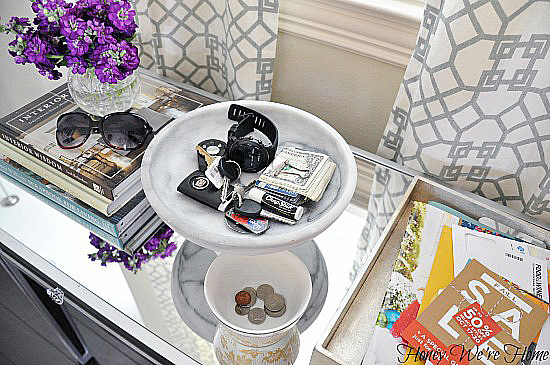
[234,199,262,218]
[177,170,233,211]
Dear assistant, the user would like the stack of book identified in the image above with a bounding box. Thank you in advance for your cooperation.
[363,201,550,365]
[0,71,218,253]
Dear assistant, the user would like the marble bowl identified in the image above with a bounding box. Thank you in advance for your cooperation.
[204,251,312,336]
[141,100,357,254]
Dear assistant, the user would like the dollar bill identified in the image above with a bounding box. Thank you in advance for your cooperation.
[259,147,335,201]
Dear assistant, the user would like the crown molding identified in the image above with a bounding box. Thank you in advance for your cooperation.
[278,0,423,68]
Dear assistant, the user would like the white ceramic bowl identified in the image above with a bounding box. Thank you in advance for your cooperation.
[204,251,312,335]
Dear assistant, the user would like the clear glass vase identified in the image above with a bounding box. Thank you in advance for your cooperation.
[67,68,140,117]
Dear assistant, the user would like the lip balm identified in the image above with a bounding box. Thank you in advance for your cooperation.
[248,188,304,221]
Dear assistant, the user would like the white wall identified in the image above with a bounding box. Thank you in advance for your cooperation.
[271,32,405,152]
[0,1,412,153]
[0,1,65,115]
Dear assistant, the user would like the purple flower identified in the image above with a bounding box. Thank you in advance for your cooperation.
[24,32,51,63]
[2,17,31,34]
[161,243,177,258]
[67,37,89,56]
[107,1,137,34]
[2,0,139,82]
[89,233,102,248]
[66,55,88,74]
[7,34,29,63]
[59,14,85,40]
[88,224,177,273]
[92,40,139,83]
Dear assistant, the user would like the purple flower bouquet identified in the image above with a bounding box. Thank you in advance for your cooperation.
[1,0,140,84]
[88,224,178,273]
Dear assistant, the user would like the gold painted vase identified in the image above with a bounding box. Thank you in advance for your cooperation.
[205,252,312,365]
[213,323,300,365]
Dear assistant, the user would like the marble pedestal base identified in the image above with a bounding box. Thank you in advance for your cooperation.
[171,240,328,342]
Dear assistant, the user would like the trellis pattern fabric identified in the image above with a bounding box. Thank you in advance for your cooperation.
[356,0,550,273]
[133,0,279,100]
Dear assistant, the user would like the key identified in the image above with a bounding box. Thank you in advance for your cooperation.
[196,145,216,167]
[217,159,242,212]
[219,159,241,208]
[219,159,241,182]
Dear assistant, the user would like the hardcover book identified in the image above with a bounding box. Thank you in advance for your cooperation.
[0,156,153,237]
[0,71,218,201]
[0,168,157,250]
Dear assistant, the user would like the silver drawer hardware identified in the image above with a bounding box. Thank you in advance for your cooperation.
[47,287,64,305]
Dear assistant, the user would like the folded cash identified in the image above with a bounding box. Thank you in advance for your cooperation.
[259,147,335,201]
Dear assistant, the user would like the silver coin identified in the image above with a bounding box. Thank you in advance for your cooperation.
[248,307,266,324]
[264,293,285,312]
[256,284,274,300]
[235,304,250,316]
[265,304,286,318]
[242,287,257,308]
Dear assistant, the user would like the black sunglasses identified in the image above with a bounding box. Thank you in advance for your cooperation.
[56,112,153,151]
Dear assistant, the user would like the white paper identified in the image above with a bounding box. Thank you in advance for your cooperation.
[452,225,549,302]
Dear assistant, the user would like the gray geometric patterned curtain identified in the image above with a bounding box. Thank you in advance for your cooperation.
[133,0,279,100]
[355,0,550,276]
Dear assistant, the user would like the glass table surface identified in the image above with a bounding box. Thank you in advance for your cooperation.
[0,71,420,364]
[0,154,384,365]
[2,73,549,365]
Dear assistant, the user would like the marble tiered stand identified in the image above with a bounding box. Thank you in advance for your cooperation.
[141,101,357,352]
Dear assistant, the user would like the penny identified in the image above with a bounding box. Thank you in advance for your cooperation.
[264,293,285,312]
[256,284,274,300]
[235,290,251,306]
[242,287,257,307]
[248,307,266,324]
[235,304,250,316]
[265,304,286,318]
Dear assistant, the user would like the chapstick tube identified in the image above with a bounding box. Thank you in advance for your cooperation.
[248,188,304,220]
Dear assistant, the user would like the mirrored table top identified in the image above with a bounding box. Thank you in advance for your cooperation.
[0,70,420,365]
[0,157,382,364]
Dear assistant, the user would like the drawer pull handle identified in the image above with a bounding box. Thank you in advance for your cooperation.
[46,287,64,305]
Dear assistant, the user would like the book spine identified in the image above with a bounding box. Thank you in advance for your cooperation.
[0,129,115,199]
[0,171,124,249]
[0,142,111,215]
[0,159,119,236]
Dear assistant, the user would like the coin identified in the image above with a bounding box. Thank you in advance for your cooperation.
[265,304,286,318]
[242,287,257,307]
[235,304,250,316]
[264,293,285,312]
[235,290,251,306]
[248,307,266,324]
[256,284,274,300]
